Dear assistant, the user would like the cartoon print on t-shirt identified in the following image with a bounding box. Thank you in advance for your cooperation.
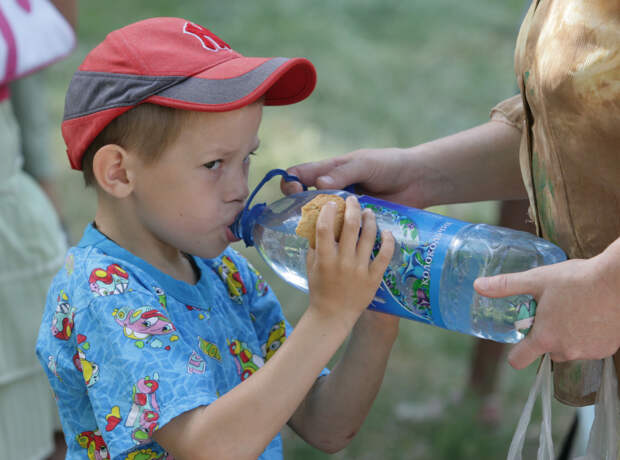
[125,447,172,459]
[76,428,110,460]
[188,337,222,374]
[51,289,75,340]
[104,405,122,432]
[153,286,167,310]
[198,337,221,361]
[262,320,287,361]
[228,339,264,381]
[217,256,247,303]
[65,253,75,276]
[126,373,161,445]
[249,264,269,296]
[112,305,178,349]
[47,355,61,381]
[89,264,130,296]
[186,304,210,321]
[73,334,99,387]
[187,350,206,374]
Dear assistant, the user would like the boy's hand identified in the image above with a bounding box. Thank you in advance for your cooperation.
[306,196,394,327]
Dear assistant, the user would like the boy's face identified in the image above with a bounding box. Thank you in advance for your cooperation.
[128,103,262,259]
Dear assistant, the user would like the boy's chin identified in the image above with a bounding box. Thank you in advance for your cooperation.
[191,242,231,260]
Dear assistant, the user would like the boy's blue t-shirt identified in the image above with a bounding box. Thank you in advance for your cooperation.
[36,224,324,460]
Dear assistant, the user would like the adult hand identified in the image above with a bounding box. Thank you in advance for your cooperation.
[282,121,526,208]
[474,239,620,369]
[283,148,433,208]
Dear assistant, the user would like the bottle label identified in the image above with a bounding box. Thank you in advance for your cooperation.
[359,196,467,329]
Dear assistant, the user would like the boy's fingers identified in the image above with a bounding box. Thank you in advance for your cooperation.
[315,201,337,258]
[339,196,362,257]
[305,247,316,271]
[357,209,377,260]
[474,268,542,299]
[370,230,394,280]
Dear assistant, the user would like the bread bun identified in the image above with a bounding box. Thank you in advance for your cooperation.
[295,194,346,249]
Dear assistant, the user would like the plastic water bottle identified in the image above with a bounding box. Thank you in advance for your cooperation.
[231,170,566,343]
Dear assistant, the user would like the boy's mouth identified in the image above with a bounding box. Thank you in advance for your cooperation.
[226,226,240,243]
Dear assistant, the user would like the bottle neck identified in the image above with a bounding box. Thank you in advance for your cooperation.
[230,202,266,247]
[229,168,308,248]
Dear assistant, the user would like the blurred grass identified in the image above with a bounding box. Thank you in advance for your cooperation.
[42,1,575,459]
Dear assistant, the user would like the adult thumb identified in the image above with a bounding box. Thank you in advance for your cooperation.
[315,159,372,191]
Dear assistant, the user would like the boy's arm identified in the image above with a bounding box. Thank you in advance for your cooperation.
[153,198,394,460]
[288,310,399,452]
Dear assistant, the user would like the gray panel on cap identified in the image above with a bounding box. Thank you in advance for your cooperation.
[63,57,289,121]
[63,73,184,120]
[156,57,288,104]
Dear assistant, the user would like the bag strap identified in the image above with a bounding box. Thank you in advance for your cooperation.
[506,353,555,460]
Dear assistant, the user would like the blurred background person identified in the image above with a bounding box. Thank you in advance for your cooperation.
[0,1,75,458]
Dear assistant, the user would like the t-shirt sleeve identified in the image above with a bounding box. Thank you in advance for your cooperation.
[490,94,525,131]
[73,289,218,458]
[233,252,329,377]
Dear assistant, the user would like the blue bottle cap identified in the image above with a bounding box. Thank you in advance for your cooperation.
[230,169,307,247]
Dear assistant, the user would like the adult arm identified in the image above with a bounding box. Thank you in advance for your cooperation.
[474,235,620,369]
[283,120,525,208]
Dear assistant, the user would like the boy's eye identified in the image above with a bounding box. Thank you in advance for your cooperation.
[244,151,257,164]
[204,159,222,170]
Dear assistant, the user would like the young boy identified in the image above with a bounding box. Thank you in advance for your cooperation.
[36,17,397,460]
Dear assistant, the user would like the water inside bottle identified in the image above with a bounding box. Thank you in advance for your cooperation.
[439,224,565,343]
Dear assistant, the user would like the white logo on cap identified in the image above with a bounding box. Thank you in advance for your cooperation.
[183,22,231,52]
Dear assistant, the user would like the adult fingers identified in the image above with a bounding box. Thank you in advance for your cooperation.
[281,177,305,195]
[474,267,544,299]
[283,159,342,194]
[507,336,546,369]
[289,155,374,191]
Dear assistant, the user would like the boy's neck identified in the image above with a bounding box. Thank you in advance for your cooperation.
[94,204,198,285]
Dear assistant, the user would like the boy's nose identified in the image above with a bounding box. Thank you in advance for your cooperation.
[226,176,250,203]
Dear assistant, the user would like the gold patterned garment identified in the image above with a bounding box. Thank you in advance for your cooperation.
[491,0,620,406]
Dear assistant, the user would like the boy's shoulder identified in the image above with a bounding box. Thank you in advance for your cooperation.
[49,243,157,314]
[198,247,270,302]
[200,247,262,284]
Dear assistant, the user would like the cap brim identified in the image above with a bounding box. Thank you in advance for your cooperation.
[63,56,316,170]
[145,56,316,112]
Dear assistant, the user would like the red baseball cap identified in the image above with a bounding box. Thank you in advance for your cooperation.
[62,17,317,170]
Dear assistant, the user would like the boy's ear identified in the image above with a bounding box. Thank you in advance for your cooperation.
[92,144,135,198]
